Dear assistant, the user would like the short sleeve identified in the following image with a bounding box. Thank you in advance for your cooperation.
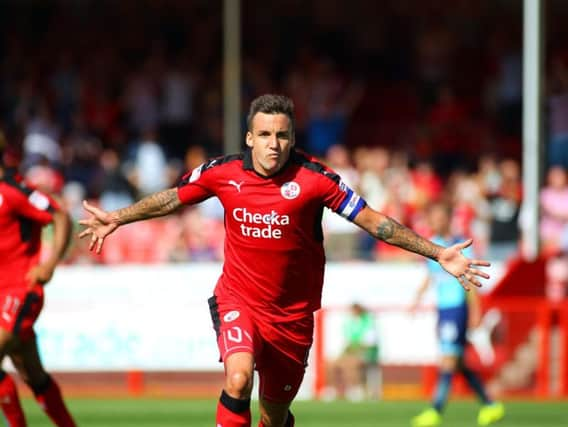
[12,188,57,225]
[177,162,216,205]
[319,169,366,222]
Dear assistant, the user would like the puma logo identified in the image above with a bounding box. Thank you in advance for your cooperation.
[228,180,244,192]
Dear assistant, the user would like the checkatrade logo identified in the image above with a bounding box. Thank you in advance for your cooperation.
[232,208,290,239]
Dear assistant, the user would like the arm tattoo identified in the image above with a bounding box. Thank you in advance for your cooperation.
[114,188,182,225]
[375,216,442,261]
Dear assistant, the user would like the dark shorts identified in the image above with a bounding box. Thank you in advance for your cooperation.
[0,285,44,340]
[437,304,468,356]
[208,293,312,403]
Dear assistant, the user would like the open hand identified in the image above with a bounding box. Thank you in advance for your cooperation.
[438,239,490,291]
[78,200,118,253]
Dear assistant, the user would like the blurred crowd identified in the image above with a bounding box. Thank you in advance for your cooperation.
[1,0,568,264]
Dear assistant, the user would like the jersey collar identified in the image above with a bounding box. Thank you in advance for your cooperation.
[242,148,298,178]
[243,148,255,170]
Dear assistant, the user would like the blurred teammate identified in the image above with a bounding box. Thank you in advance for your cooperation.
[410,202,504,427]
[0,135,77,426]
[79,94,491,427]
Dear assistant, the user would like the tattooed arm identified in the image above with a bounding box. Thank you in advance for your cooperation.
[105,188,181,225]
[79,188,182,253]
[353,206,490,290]
[371,213,443,260]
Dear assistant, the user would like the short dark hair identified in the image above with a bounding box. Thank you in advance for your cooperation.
[246,94,295,133]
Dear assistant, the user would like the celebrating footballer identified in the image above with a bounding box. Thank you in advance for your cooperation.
[79,94,491,427]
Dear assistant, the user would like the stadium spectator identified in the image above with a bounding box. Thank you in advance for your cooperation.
[123,58,160,135]
[449,170,492,257]
[79,94,491,427]
[91,148,136,212]
[547,57,568,169]
[305,57,363,157]
[59,114,103,195]
[126,129,169,197]
[0,134,77,426]
[486,159,522,261]
[476,155,502,200]
[22,100,62,170]
[540,166,568,252]
[374,151,418,261]
[353,146,390,259]
[159,56,195,159]
[409,202,504,427]
[426,85,470,176]
[410,159,443,210]
[485,29,523,138]
[49,51,81,134]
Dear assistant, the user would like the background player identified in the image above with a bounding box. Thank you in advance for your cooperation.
[0,135,77,426]
[326,302,380,400]
[79,94,491,427]
[409,202,505,427]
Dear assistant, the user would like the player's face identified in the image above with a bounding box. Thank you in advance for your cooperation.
[246,112,295,176]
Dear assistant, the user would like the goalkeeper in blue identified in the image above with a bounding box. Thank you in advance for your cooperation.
[409,202,505,427]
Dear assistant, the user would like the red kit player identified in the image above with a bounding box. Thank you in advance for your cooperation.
[80,95,491,427]
[0,136,77,427]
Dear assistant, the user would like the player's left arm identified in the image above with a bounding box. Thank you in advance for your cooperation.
[353,206,490,290]
[14,189,72,286]
[27,201,72,286]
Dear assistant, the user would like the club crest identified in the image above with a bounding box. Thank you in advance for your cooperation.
[281,181,301,200]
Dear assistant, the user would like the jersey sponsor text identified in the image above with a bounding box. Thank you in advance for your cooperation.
[232,207,290,239]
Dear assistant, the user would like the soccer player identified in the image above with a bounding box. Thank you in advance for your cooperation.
[409,202,505,427]
[79,94,491,427]
[0,137,77,426]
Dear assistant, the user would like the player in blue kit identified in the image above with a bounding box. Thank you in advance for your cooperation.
[410,203,505,427]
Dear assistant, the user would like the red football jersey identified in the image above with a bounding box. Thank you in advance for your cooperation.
[0,173,59,290]
[178,149,366,321]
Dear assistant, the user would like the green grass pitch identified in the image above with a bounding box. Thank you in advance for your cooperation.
[22,398,567,426]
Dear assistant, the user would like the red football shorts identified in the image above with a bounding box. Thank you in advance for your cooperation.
[208,293,313,403]
[0,285,44,340]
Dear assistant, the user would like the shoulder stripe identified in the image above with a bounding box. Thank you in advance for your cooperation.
[203,153,243,171]
[178,153,242,187]
[291,151,341,183]
[4,176,56,213]
[4,176,33,196]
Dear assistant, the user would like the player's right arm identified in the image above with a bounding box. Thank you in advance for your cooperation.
[79,188,182,253]
[80,158,218,253]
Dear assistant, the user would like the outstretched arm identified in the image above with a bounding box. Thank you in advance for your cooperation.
[353,206,490,290]
[79,188,182,253]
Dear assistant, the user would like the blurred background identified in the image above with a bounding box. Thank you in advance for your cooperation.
[1,0,568,423]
